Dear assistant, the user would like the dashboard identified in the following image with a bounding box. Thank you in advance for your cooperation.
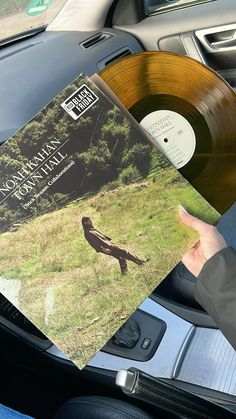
[0,28,143,144]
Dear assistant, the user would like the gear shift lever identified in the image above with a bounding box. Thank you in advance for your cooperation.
[112,318,141,349]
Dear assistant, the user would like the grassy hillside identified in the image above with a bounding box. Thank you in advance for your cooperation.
[0,167,219,368]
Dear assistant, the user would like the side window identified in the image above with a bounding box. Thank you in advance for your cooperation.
[145,0,215,16]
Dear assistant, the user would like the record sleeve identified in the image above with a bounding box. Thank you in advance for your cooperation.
[0,74,218,368]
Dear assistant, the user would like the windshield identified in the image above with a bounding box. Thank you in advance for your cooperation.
[0,0,68,43]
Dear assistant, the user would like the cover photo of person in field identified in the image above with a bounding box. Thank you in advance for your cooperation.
[0,77,218,368]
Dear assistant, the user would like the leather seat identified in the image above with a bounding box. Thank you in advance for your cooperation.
[53,396,155,419]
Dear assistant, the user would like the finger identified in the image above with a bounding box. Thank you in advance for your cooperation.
[178,205,213,236]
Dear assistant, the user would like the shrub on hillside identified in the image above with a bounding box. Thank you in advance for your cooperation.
[119,165,140,185]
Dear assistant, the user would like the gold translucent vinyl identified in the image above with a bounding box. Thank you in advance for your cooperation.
[100,52,236,214]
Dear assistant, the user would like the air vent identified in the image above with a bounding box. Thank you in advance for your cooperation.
[104,48,132,66]
[80,32,113,50]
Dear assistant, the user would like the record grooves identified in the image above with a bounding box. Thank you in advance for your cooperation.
[100,52,236,214]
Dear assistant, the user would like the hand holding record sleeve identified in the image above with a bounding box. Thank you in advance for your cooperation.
[99,51,236,214]
[179,206,236,352]
[178,205,227,276]
[0,73,219,369]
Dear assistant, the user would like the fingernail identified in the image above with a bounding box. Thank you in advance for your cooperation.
[178,205,189,215]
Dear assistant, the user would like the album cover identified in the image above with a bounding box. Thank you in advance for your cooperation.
[0,75,219,368]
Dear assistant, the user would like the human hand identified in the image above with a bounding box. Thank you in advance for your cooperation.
[178,206,227,277]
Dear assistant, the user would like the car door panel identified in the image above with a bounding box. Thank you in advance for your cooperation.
[113,0,236,85]
[113,0,236,49]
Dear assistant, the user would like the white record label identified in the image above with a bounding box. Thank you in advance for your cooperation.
[140,110,196,169]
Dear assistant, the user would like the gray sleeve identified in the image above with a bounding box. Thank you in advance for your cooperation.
[195,247,236,350]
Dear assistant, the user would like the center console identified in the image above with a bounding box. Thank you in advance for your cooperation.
[42,294,236,400]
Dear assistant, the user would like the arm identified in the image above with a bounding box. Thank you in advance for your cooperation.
[84,230,113,253]
[100,246,112,255]
[178,206,236,350]
[94,229,112,241]
[195,247,236,350]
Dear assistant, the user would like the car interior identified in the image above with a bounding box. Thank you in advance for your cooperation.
[1,0,236,417]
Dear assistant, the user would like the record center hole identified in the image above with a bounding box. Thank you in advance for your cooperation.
[164,138,168,143]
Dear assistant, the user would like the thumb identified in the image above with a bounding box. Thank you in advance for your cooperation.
[178,205,212,236]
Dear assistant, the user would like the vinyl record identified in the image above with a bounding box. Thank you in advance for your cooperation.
[99,52,236,214]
